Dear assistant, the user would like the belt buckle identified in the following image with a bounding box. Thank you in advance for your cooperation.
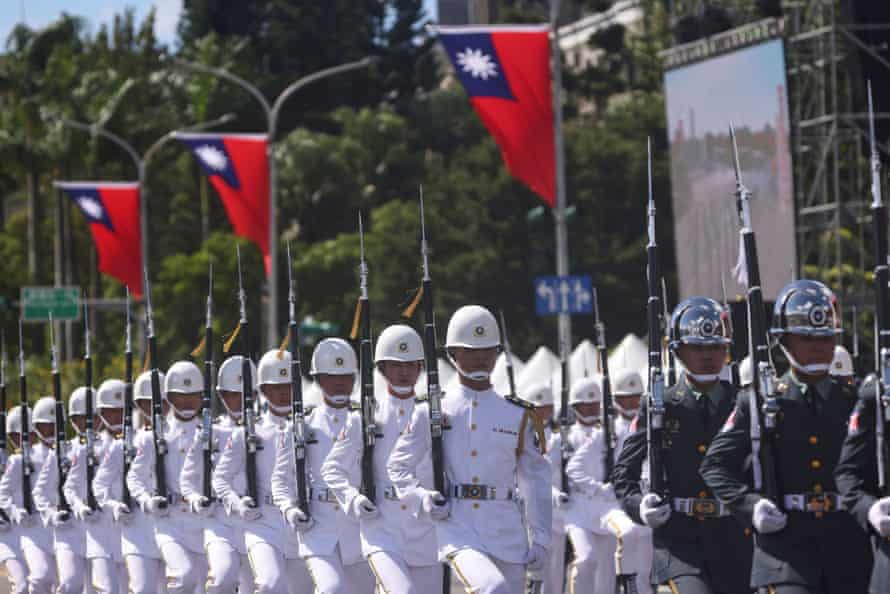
[462,485,485,500]
[805,493,831,512]
[692,499,718,517]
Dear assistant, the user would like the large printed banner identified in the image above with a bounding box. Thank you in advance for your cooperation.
[664,36,795,301]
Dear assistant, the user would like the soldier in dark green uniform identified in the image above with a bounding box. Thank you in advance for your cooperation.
[701,279,873,594]
[835,373,890,594]
[612,296,753,594]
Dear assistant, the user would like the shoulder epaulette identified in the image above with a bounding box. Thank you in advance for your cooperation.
[505,394,534,410]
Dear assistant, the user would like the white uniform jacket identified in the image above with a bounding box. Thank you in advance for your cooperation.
[387,384,551,564]
[321,393,437,566]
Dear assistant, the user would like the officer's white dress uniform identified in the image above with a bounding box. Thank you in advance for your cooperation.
[180,413,252,594]
[129,413,207,594]
[0,439,56,594]
[33,438,87,594]
[388,382,551,593]
[542,425,567,594]
[321,393,442,593]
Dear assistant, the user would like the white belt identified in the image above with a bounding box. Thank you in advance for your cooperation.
[451,484,516,501]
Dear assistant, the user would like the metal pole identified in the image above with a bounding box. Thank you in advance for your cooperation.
[551,0,572,370]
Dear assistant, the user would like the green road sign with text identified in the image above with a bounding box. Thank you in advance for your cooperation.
[21,287,80,321]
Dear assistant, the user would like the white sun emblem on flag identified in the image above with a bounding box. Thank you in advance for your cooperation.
[456,47,498,80]
[76,196,103,220]
[196,144,228,171]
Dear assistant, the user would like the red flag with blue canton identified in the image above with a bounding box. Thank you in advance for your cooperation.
[176,133,271,273]
[435,25,555,206]
[57,182,143,297]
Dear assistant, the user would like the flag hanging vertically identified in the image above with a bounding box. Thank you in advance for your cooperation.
[435,25,555,206]
[176,133,271,273]
[57,182,143,297]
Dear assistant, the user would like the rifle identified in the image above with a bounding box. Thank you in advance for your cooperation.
[357,214,376,502]
[661,278,676,387]
[18,321,33,515]
[867,82,890,495]
[645,137,667,497]
[592,288,615,479]
[0,333,7,472]
[286,243,310,516]
[144,268,168,505]
[497,311,519,398]
[201,263,214,503]
[418,191,446,499]
[721,274,742,388]
[50,315,70,518]
[83,304,98,511]
[729,123,780,502]
[235,246,259,506]
[852,305,860,378]
[123,288,134,509]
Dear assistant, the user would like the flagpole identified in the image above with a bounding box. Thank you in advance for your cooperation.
[173,57,379,349]
[551,0,572,378]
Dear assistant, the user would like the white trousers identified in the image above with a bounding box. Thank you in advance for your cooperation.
[538,529,566,594]
[21,540,56,594]
[55,549,87,594]
[366,551,443,594]
[124,554,166,594]
[159,542,208,594]
[304,549,375,594]
[246,542,313,594]
[4,558,28,594]
[90,559,126,594]
[448,548,526,594]
[206,539,253,594]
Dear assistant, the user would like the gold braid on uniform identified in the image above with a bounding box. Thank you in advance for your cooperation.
[223,321,241,354]
[517,410,547,456]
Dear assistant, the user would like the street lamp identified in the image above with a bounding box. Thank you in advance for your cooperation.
[172,56,380,347]
[58,113,236,279]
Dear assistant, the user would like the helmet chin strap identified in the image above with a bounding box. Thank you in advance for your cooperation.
[169,401,197,421]
[447,354,491,382]
[325,393,350,406]
[780,344,831,375]
[575,412,598,425]
[613,398,639,418]
[221,398,243,421]
[267,401,290,416]
[100,415,123,433]
[686,371,720,383]
[389,384,414,396]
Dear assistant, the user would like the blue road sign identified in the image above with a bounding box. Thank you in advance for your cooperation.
[535,275,593,316]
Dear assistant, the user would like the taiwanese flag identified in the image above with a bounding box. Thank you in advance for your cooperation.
[176,133,270,274]
[436,25,555,206]
[57,182,143,297]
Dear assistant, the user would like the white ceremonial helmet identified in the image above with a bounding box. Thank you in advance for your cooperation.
[375,325,424,363]
[96,379,126,409]
[739,356,754,387]
[612,368,644,396]
[522,382,554,407]
[6,405,28,435]
[310,338,358,376]
[445,305,500,350]
[569,377,602,406]
[258,349,292,385]
[830,345,854,378]
[32,396,56,425]
[165,361,204,394]
[134,370,166,402]
[69,387,88,417]
[216,355,257,393]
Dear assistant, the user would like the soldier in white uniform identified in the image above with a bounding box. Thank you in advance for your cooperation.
[321,324,442,594]
[4,397,57,594]
[0,406,27,594]
[33,388,88,594]
[522,382,567,594]
[214,349,315,594]
[387,305,551,594]
[128,362,208,594]
[271,339,375,593]
[94,371,167,594]
[564,375,654,594]
[180,355,254,594]
[66,379,128,594]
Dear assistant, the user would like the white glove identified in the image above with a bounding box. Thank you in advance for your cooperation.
[142,495,170,517]
[639,493,671,528]
[49,509,71,528]
[868,497,890,537]
[234,496,262,521]
[189,496,214,517]
[73,502,97,523]
[422,490,450,521]
[106,501,132,525]
[552,490,569,509]
[752,498,787,534]
[525,544,548,572]
[285,507,314,532]
[10,507,33,527]
[349,495,379,521]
